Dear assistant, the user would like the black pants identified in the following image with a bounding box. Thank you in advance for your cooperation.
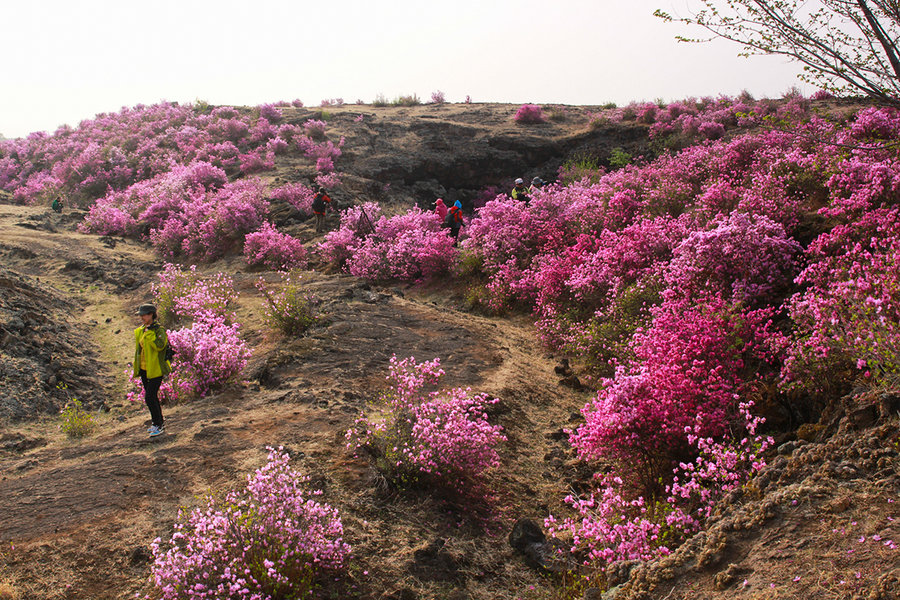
[140,370,164,428]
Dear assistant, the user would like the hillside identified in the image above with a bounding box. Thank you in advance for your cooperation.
[1,98,899,600]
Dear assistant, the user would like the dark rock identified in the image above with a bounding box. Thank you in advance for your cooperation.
[606,560,639,587]
[848,404,878,429]
[509,518,545,551]
[583,588,603,600]
[777,440,799,455]
[384,589,417,600]
[560,374,586,391]
[554,358,572,376]
[129,546,151,565]
[408,538,462,582]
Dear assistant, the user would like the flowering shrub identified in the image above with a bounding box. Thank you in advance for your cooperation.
[664,212,801,304]
[430,90,446,104]
[256,271,317,335]
[320,204,456,281]
[269,181,316,216]
[514,104,545,124]
[571,297,781,481]
[784,207,900,391]
[151,264,237,326]
[547,400,771,566]
[344,207,457,281]
[346,356,506,488]
[163,313,252,401]
[59,398,95,438]
[243,222,308,270]
[303,119,327,140]
[149,447,350,600]
[257,103,284,122]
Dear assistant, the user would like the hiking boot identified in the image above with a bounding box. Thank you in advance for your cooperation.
[148,425,165,437]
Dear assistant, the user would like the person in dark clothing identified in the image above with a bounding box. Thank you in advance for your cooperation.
[133,304,170,437]
[442,203,464,245]
[51,196,63,213]
[311,187,333,232]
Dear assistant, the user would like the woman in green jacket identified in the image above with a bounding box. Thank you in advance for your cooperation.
[134,304,171,437]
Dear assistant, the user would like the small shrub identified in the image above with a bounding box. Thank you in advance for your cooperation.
[547,105,568,122]
[243,222,308,271]
[372,94,388,107]
[59,398,94,438]
[291,99,304,108]
[514,103,545,124]
[303,119,327,140]
[430,90,446,104]
[149,447,350,600]
[608,147,632,169]
[393,94,421,107]
[256,271,317,335]
[152,263,237,326]
[346,356,506,489]
[163,314,251,401]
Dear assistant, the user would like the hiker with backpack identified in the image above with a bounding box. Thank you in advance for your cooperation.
[511,178,530,203]
[442,200,464,245]
[311,186,333,233]
[133,303,171,437]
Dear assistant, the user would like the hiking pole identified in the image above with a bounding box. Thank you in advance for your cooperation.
[359,205,376,235]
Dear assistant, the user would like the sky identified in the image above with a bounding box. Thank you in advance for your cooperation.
[1,0,812,139]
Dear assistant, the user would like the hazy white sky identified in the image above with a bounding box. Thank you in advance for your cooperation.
[2,0,810,139]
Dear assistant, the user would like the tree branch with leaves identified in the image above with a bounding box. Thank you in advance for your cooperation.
[655,1,900,106]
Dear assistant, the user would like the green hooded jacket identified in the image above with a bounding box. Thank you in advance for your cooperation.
[133,323,171,379]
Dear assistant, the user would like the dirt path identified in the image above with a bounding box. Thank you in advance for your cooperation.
[0,205,589,599]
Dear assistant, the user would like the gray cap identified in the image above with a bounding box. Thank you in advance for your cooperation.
[136,303,157,316]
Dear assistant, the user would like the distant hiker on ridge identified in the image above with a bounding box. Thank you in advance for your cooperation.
[133,303,171,438]
[511,178,530,203]
[434,198,448,221]
[311,186,333,233]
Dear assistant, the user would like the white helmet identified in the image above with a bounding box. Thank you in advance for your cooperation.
[515,178,524,185]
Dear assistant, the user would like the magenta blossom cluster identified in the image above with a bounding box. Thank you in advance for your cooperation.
[149,447,350,600]
[269,181,316,216]
[0,101,298,207]
[571,297,781,476]
[320,203,457,282]
[163,312,252,401]
[243,222,308,271]
[152,263,238,325]
[784,206,900,389]
[145,264,249,402]
[346,356,506,486]
[514,104,545,124]
[546,400,771,566]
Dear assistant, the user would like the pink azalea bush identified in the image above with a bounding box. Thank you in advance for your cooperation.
[547,400,772,565]
[514,104,545,124]
[320,203,457,282]
[571,297,781,477]
[784,206,900,391]
[163,312,252,401]
[152,263,238,326]
[243,222,308,270]
[346,356,506,487]
[149,447,350,600]
[269,181,316,216]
